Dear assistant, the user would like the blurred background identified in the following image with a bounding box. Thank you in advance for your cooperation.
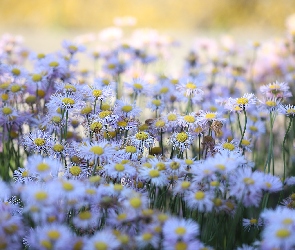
[0,0,294,51]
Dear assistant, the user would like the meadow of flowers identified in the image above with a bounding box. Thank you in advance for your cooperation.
[1,18,295,250]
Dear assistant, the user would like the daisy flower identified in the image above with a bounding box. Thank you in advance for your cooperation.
[243,217,263,232]
[258,97,281,112]
[124,78,150,96]
[261,173,283,193]
[72,209,100,229]
[225,93,257,112]
[136,231,160,249]
[61,40,86,54]
[185,189,214,212]
[46,92,85,113]
[169,131,194,152]
[176,77,204,98]
[146,98,166,113]
[197,110,225,127]
[278,104,295,117]
[105,160,136,179]
[163,217,199,242]
[130,131,154,149]
[114,98,142,119]
[260,81,292,99]
[214,139,241,153]
[24,224,73,250]
[229,167,264,207]
[178,113,200,130]
[78,140,116,163]
[26,155,62,180]
[138,166,168,187]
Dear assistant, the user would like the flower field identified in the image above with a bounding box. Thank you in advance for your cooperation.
[1,17,295,250]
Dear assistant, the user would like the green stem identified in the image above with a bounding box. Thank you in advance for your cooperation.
[283,117,293,181]
[239,109,247,147]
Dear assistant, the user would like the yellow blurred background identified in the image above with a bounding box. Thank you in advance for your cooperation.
[0,0,294,51]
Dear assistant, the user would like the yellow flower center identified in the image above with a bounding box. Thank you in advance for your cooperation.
[133,83,143,90]
[90,122,103,131]
[63,182,74,191]
[149,169,160,178]
[135,132,149,140]
[167,114,177,121]
[176,132,188,142]
[68,45,78,52]
[118,235,129,244]
[121,105,133,112]
[283,218,293,225]
[184,115,195,123]
[99,110,112,118]
[243,177,254,185]
[287,108,295,114]
[237,97,248,105]
[93,89,102,97]
[181,181,191,189]
[2,107,12,115]
[249,218,257,224]
[205,113,216,119]
[41,240,52,249]
[170,161,180,170]
[213,198,222,207]
[156,162,166,171]
[37,163,50,172]
[186,82,196,89]
[130,197,142,208]
[115,164,125,172]
[152,99,161,106]
[269,84,280,89]
[32,74,42,82]
[216,164,225,170]
[185,159,193,165]
[11,68,21,76]
[174,241,187,250]
[64,85,76,92]
[195,191,205,200]
[155,120,165,128]
[249,126,258,132]
[51,116,61,123]
[70,166,81,176]
[160,87,169,93]
[11,85,21,92]
[1,93,9,101]
[47,230,60,240]
[62,97,75,105]
[210,181,219,187]
[276,229,290,238]
[22,170,28,177]
[94,242,108,250]
[265,100,276,107]
[125,145,137,153]
[90,146,104,155]
[117,213,127,221]
[142,233,152,241]
[118,120,127,127]
[81,106,92,114]
[35,191,48,200]
[53,144,64,152]
[210,106,218,112]
[49,61,59,67]
[175,227,186,235]
[241,139,250,146]
[223,142,235,151]
[79,211,92,220]
[37,89,46,97]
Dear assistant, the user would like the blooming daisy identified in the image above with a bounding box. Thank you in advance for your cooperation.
[114,98,142,119]
[169,131,194,152]
[260,81,292,99]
